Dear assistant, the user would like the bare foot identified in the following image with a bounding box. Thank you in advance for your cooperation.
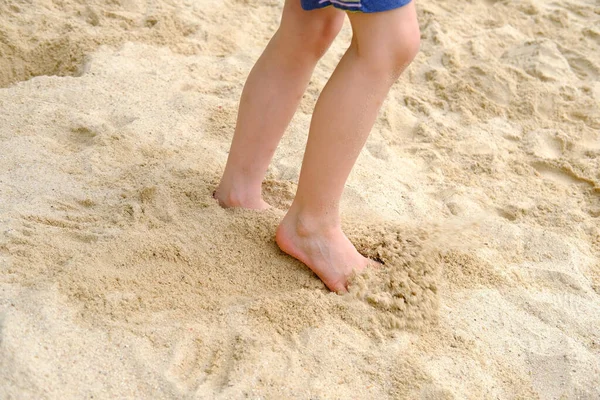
[275,211,371,293]
[213,188,270,210]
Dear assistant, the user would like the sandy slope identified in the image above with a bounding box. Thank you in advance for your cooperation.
[1,0,599,398]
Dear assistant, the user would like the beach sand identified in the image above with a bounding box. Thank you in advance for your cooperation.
[1,0,599,398]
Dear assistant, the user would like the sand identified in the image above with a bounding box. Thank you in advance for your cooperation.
[1,0,599,398]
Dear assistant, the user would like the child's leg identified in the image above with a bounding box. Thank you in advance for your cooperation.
[215,0,345,209]
[276,3,421,292]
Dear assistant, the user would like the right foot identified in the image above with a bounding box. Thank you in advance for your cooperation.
[275,211,372,293]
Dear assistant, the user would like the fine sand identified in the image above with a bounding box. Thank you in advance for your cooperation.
[1,0,599,398]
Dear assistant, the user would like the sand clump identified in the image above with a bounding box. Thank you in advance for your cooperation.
[348,224,441,331]
[1,0,600,398]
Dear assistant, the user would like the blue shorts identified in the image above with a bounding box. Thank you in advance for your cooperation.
[301,0,411,13]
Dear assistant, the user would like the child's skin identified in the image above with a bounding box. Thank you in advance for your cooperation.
[215,0,420,293]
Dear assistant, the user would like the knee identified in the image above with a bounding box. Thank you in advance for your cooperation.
[354,23,421,80]
[282,12,345,60]
[395,27,421,71]
[312,13,345,56]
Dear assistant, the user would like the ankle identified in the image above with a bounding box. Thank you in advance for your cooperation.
[287,206,341,238]
[214,184,263,209]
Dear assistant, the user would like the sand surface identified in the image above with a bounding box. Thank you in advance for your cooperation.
[1,0,599,398]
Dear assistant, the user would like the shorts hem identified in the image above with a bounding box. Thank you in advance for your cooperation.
[301,0,412,13]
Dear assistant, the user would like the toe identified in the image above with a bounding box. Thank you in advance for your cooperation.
[327,276,349,294]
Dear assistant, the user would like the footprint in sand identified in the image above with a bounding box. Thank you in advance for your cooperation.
[558,45,600,80]
[501,39,576,82]
[165,333,210,394]
[531,162,593,187]
[523,129,564,160]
